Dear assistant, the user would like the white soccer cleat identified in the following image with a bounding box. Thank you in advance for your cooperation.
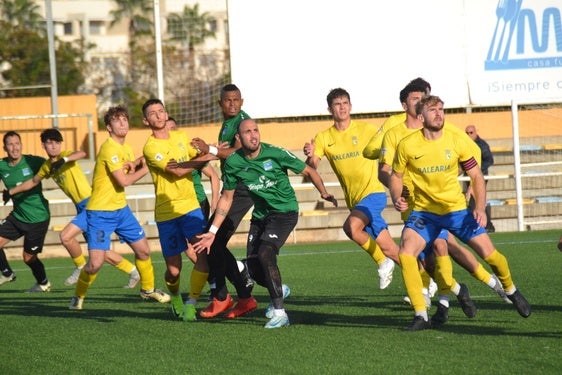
[378,258,395,289]
[428,278,438,298]
[69,296,84,310]
[124,268,140,289]
[140,289,171,303]
[265,284,291,318]
[64,266,83,286]
[27,281,51,293]
[264,312,290,329]
[0,272,16,287]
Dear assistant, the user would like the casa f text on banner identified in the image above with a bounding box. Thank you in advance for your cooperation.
[228,0,562,118]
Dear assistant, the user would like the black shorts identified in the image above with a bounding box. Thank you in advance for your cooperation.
[247,211,298,255]
[0,214,50,255]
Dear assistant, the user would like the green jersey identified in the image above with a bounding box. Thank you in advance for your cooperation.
[0,155,50,223]
[192,169,206,203]
[222,143,305,219]
[218,110,250,172]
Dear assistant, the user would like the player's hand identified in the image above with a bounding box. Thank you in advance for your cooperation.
[472,208,487,229]
[191,137,209,154]
[193,232,216,254]
[303,139,315,157]
[2,189,11,205]
[393,197,408,212]
[166,159,178,169]
[50,158,66,174]
[321,193,338,207]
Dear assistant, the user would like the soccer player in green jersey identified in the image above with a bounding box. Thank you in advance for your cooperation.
[303,88,398,290]
[190,84,258,319]
[195,119,337,328]
[0,131,51,292]
[69,105,170,310]
[390,95,531,331]
[7,128,141,289]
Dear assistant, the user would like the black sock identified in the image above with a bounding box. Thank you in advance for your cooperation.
[0,248,13,276]
[27,258,48,284]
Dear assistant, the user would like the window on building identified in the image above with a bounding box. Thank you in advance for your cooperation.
[63,22,73,35]
[89,21,104,35]
[208,18,217,33]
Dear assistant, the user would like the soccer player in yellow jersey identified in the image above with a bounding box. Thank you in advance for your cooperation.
[375,82,508,325]
[69,105,170,310]
[8,129,140,289]
[142,99,210,321]
[303,88,398,290]
[390,95,531,331]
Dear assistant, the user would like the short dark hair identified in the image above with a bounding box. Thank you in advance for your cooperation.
[3,130,21,145]
[220,84,241,100]
[104,105,129,126]
[326,88,350,108]
[40,128,63,143]
[142,98,164,118]
[399,82,429,104]
[167,116,176,123]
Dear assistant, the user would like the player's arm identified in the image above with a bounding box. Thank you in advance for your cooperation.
[8,174,43,196]
[201,163,221,214]
[191,137,238,160]
[363,130,384,160]
[389,171,408,212]
[464,160,487,227]
[112,156,149,187]
[300,165,337,207]
[50,150,87,174]
[166,153,216,177]
[193,188,235,254]
[303,139,320,169]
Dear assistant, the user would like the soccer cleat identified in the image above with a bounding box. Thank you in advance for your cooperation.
[404,316,431,332]
[199,294,234,319]
[124,268,140,289]
[265,284,291,318]
[428,279,438,298]
[27,282,51,293]
[491,274,512,304]
[264,313,290,329]
[507,289,531,318]
[431,302,449,325]
[171,295,184,319]
[182,303,197,322]
[0,272,16,286]
[64,266,83,286]
[378,257,395,289]
[69,296,84,310]
[456,283,477,318]
[140,289,171,303]
[224,296,258,319]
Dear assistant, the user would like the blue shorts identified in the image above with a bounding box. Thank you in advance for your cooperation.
[86,206,145,251]
[156,208,206,258]
[70,198,89,232]
[353,192,389,239]
[405,209,486,254]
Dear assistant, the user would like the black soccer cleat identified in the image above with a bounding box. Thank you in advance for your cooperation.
[507,289,531,318]
[456,283,477,318]
[431,302,449,325]
[404,316,432,332]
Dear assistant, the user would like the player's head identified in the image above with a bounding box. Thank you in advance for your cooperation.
[416,95,445,131]
[40,128,64,157]
[166,116,178,130]
[326,88,350,108]
[465,125,478,141]
[399,81,429,105]
[142,98,166,119]
[408,77,431,94]
[40,128,63,143]
[236,118,260,154]
[3,130,22,160]
[104,105,129,126]
[219,84,243,119]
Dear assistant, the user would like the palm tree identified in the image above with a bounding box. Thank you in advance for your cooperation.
[0,0,44,33]
[109,0,153,42]
[167,3,215,52]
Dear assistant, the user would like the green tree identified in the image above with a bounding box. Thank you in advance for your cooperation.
[0,21,87,97]
[0,0,44,33]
